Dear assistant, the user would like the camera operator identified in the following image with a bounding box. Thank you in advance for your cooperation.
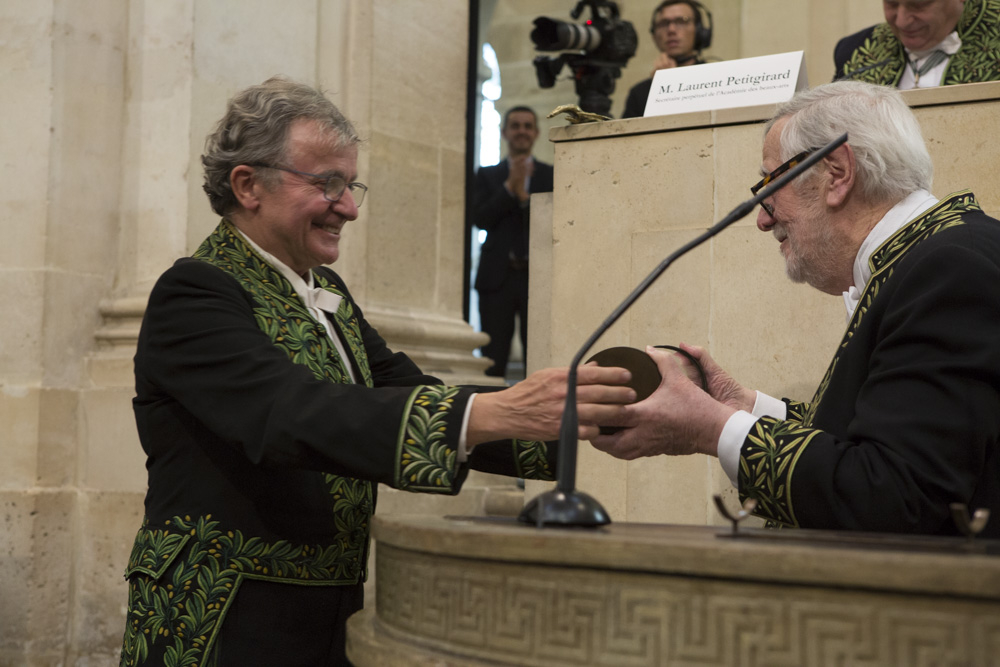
[622,0,713,118]
[531,0,638,117]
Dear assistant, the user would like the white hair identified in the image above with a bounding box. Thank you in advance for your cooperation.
[765,81,933,204]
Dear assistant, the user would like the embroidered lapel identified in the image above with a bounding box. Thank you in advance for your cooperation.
[192,219,368,387]
[801,191,981,427]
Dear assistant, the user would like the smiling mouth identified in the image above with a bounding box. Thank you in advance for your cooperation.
[315,222,342,236]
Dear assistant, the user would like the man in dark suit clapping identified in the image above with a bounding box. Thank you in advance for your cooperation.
[472,106,554,379]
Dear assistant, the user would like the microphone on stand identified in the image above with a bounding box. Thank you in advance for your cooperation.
[518,132,850,528]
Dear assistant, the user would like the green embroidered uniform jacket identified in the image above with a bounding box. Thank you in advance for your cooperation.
[739,192,1000,536]
[120,220,555,665]
[833,0,1000,85]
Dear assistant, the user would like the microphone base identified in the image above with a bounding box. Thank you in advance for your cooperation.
[517,489,611,528]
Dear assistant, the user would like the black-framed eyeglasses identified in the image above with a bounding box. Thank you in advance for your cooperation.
[750,149,813,216]
[654,16,695,30]
[249,164,367,207]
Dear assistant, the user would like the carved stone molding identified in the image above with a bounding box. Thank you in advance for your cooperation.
[88,294,150,387]
[94,294,148,354]
[347,517,1000,666]
[363,304,494,385]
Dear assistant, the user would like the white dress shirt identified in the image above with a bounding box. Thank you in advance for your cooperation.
[897,31,962,90]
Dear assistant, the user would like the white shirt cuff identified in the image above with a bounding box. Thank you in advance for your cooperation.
[457,394,476,463]
[717,392,787,487]
[752,391,786,419]
[718,410,758,487]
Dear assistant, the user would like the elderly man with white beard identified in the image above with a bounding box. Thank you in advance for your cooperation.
[591,81,1000,538]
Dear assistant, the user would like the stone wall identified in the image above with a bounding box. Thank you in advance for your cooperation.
[0,1,482,664]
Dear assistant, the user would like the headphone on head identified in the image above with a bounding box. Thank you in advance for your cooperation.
[649,0,713,52]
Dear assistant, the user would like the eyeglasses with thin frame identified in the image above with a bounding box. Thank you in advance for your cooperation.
[654,16,695,30]
[248,164,367,207]
[750,150,813,216]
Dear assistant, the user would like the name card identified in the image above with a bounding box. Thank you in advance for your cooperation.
[643,51,808,117]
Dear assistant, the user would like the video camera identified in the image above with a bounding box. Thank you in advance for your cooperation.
[531,0,637,116]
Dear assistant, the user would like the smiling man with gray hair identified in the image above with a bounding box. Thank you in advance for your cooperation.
[118,76,633,667]
[591,80,1000,538]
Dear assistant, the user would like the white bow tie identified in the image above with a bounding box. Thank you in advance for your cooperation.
[843,285,862,321]
[301,286,343,315]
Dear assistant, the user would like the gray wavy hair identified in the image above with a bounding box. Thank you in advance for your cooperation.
[765,81,933,204]
[202,76,360,215]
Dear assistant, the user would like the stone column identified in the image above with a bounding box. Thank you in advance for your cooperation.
[330,0,521,531]
[92,0,196,381]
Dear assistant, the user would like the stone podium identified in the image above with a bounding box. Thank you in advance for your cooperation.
[348,515,1000,666]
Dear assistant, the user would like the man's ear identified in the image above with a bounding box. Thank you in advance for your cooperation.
[824,143,856,207]
[230,165,262,211]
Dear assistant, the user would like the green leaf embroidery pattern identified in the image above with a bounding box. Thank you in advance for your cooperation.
[513,439,554,480]
[192,220,357,386]
[840,23,905,85]
[943,0,1000,84]
[396,385,460,491]
[121,514,363,667]
[739,417,820,527]
[784,400,809,424]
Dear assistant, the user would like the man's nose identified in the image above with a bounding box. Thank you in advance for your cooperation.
[335,191,360,220]
[756,205,775,232]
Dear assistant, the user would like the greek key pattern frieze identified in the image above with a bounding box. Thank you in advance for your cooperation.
[374,544,1000,666]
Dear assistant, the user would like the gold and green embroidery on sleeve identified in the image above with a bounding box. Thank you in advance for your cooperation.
[739,417,821,528]
[395,385,461,492]
[512,439,555,480]
[121,514,365,667]
[784,400,810,425]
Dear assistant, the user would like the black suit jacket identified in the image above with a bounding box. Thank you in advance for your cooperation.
[120,231,558,665]
[622,78,654,119]
[131,259,551,540]
[472,159,553,292]
[739,193,1000,537]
